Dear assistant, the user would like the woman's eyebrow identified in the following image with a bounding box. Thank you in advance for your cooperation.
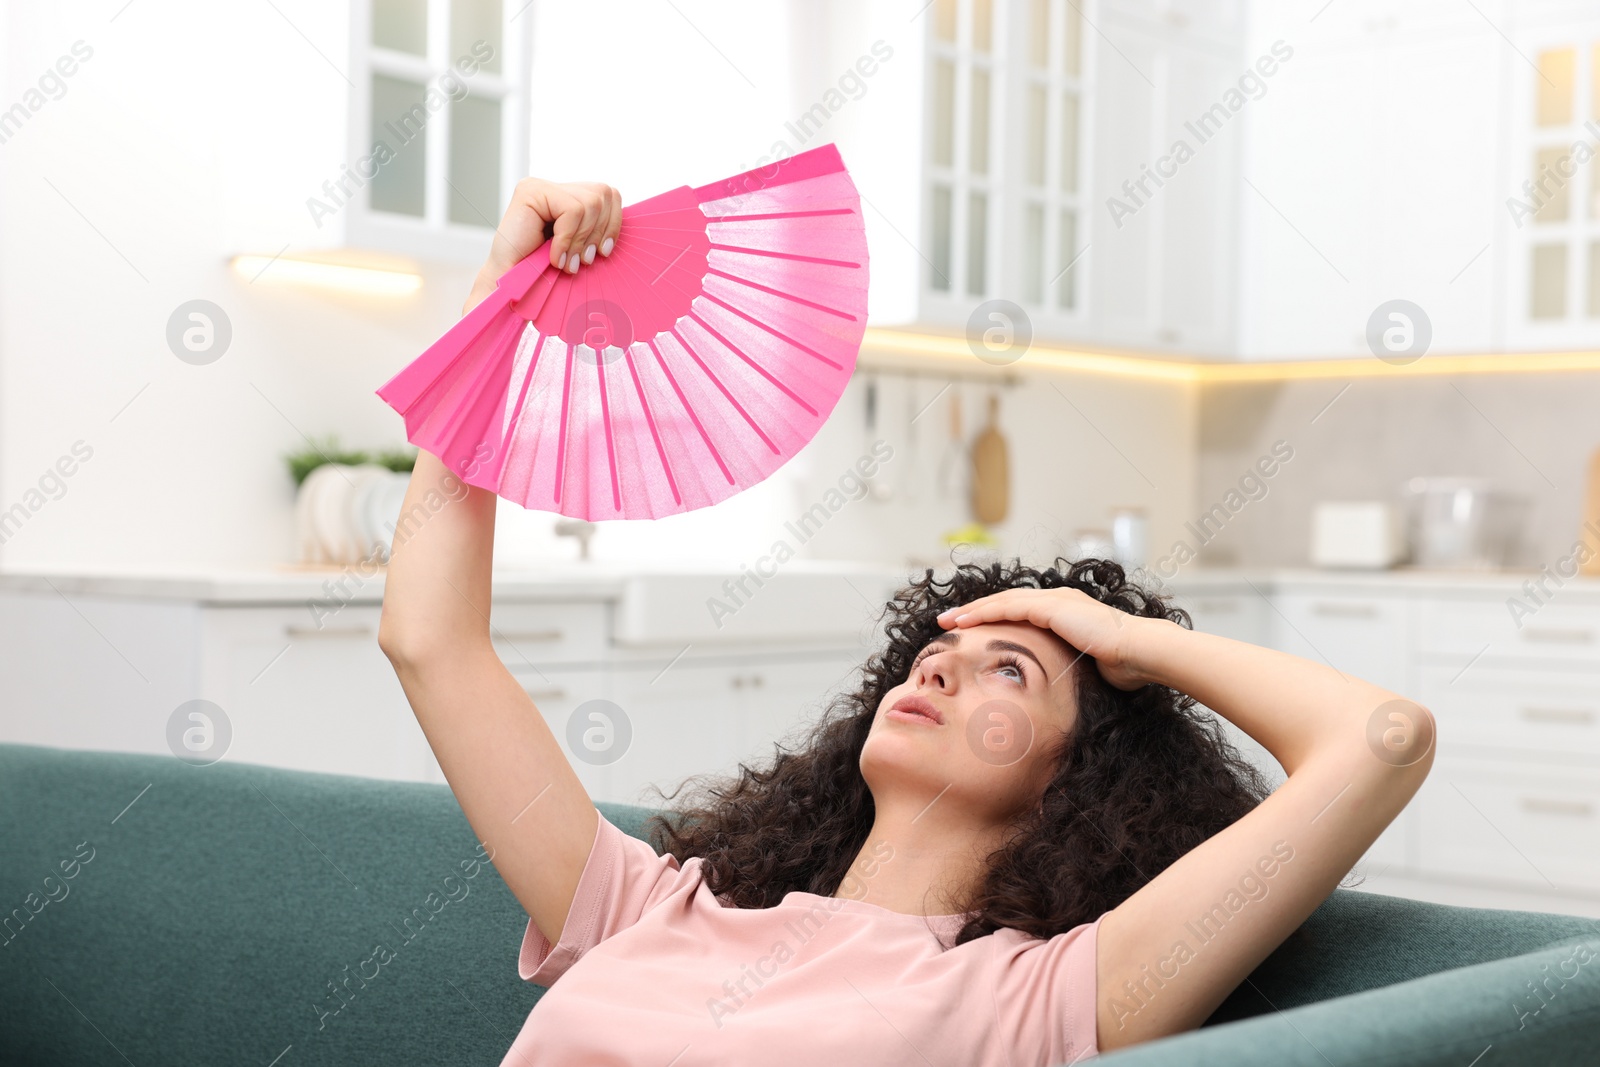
[986,638,1046,676]
[920,632,1047,678]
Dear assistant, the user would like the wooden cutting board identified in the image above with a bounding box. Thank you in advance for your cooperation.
[1582,445,1600,575]
[970,393,1009,524]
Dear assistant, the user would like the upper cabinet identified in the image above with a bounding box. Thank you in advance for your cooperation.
[1502,7,1600,349]
[222,0,532,267]
[916,0,1093,337]
[859,0,1243,354]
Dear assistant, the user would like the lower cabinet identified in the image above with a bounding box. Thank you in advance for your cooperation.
[1417,754,1600,893]
[601,651,862,808]
[201,604,429,782]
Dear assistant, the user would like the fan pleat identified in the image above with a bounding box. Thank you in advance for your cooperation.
[647,336,735,486]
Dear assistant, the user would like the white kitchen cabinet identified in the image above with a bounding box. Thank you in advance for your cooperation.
[604,650,861,808]
[1239,3,1505,358]
[1417,663,1600,763]
[1265,589,1412,693]
[1417,753,1600,892]
[200,604,427,781]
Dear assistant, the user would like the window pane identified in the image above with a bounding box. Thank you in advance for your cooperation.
[1537,48,1574,126]
[1025,84,1047,186]
[973,0,993,53]
[1024,203,1045,304]
[1534,147,1570,222]
[373,0,427,55]
[371,74,428,217]
[450,95,502,225]
[1530,243,1567,318]
[967,192,988,295]
[1060,92,1079,193]
[931,185,953,291]
[1594,45,1600,124]
[932,59,956,167]
[1057,209,1078,309]
[1589,242,1600,316]
[452,0,503,74]
[1029,0,1050,68]
[971,69,990,175]
[1063,0,1081,77]
[934,0,957,42]
[1593,148,1600,221]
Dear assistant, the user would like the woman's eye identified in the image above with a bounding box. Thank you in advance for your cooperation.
[997,662,1023,682]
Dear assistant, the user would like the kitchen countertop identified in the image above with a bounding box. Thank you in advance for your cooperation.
[3,562,1598,605]
[1155,566,1600,598]
[0,560,913,605]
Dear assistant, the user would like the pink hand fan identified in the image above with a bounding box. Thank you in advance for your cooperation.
[375,143,869,520]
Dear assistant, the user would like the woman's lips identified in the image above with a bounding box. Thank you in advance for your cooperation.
[888,696,944,725]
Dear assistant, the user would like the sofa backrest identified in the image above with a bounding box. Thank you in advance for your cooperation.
[2,743,1592,1065]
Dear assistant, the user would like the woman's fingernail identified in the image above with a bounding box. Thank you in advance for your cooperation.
[568,256,579,274]
[583,243,596,265]
[558,252,567,270]
[600,236,614,257]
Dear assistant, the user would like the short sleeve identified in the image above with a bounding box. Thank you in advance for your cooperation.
[990,913,1105,1066]
[517,811,700,986]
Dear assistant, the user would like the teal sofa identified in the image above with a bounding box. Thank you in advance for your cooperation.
[3,742,1598,1065]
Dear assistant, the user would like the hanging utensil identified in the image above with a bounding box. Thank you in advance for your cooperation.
[970,391,1009,525]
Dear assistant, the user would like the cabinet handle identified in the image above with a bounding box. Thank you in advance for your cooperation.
[1518,707,1596,725]
[1193,600,1240,614]
[285,624,373,638]
[493,629,565,643]
[752,673,764,688]
[1518,797,1594,818]
[731,675,744,690]
[524,687,567,701]
[1309,602,1380,618]
[1519,627,1594,645]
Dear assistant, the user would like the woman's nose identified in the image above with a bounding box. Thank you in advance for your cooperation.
[917,654,956,691]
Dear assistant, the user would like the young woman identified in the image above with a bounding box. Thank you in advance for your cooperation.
[378,179,1436,1066]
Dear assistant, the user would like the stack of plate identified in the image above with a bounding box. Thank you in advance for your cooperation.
[293,464,411,566]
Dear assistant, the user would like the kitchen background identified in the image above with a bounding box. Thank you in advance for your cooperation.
[4,0,1600,919]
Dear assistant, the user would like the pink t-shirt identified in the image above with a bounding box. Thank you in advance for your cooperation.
[499,812,1103,1066]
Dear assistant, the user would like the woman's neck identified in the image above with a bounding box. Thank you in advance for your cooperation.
[833,795,1016,916]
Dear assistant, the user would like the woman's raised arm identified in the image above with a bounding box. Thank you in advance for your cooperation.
[376,177,623,949]
[937,588,1435,1053]
[1094,613,1435,1050]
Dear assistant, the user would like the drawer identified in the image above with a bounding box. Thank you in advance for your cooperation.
[487,600,607,668]
[1418,663,1600,761]
[1417,757,1600,891]
[1419,596,1600,664]
[1175,592,1268,647]
[1267,592,1409,692]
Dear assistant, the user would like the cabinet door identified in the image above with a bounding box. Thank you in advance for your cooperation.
[606,662,744,808]
[1267,591,1411,693]
[1417,755,1600,891]
[731,654,862,765]
[202,605,429,781]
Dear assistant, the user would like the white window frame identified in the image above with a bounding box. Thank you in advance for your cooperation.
[347,0,533,264]
[919,0,1095,332]
[1505,25,1600,348]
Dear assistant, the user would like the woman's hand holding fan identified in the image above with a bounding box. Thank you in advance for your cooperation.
[466,179,624,312]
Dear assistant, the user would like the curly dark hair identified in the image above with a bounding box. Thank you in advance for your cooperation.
[645,555,1274,948]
